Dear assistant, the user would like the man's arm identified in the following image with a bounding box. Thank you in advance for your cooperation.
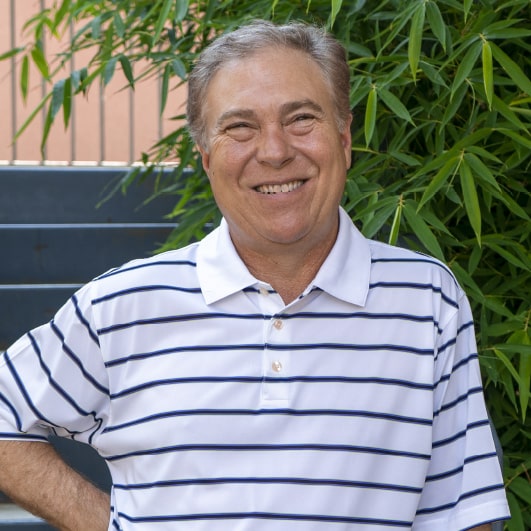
[0,440,110,531]
[470,525,491,530]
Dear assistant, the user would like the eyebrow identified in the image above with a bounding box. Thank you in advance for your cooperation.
[215,99,325,129]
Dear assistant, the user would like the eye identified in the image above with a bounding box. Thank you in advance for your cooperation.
[287,113,316,134]
[224,122,256,141]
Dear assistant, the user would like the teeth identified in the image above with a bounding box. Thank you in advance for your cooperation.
[256,180,304,194]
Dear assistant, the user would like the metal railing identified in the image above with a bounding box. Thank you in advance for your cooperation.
[1,0,179,166]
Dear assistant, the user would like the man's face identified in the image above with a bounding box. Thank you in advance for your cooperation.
[199,47,352,256]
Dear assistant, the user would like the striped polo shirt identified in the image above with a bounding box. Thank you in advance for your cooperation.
[0,207,509,530]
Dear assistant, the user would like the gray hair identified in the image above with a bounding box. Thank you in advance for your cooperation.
[187,20,351,149]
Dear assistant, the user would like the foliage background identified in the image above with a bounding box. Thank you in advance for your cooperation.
[2,0,530,528]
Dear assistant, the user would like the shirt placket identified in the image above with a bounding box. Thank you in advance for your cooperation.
[255,284,291,407]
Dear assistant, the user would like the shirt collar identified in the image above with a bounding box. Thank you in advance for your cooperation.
[197,207,371,307]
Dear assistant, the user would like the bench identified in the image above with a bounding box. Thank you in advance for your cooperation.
[0,165,178,528]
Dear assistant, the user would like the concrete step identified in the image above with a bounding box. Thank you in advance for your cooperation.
[0,504,55,529]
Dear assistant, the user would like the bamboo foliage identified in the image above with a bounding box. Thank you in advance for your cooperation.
[1,0,530,527]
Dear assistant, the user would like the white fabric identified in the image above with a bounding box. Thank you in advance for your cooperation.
[0,208,509,530]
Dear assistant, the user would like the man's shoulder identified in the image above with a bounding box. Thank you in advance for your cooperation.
[366,239,460,292]
[91,241,201,292]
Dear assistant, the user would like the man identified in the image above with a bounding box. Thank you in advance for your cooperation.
[0,20,510,530]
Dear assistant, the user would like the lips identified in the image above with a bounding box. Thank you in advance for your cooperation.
[255,180,305,194]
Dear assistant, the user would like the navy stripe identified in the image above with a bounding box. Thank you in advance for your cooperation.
[114,476,422,493]
[369,282,459,308]
[425,451,498,482]
[50,322,109,395]
[110,375,433,399]
[116,510,412,526]
[434,353,478,390]
[434,387,483,417]
[4,352,78,435]
[102,408,432,434]
[416,483,506,515]
[97,310,439,335]
[105,442,431,462]
[0,391,22,431]
[106,342,434,367]
[96,259,197,280]
[432,419,490,448]
[97,312,268,335]
[28,332,104,444]
[72,294,100,346]
[0,432,48,442]
[92,284,202,304]
[284,311,438,326]
[371,257,458,290]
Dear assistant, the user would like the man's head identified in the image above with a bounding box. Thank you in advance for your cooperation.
[187,20,352,267]
[187,20,351,151]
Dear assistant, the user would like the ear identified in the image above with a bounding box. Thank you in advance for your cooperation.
[198,145,211,176]
[341,114,353,168]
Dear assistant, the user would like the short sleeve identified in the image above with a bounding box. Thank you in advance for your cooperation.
[0,282,110,447]
[413,291,510,529]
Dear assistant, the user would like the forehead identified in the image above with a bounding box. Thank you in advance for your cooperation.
[203,47,334,119]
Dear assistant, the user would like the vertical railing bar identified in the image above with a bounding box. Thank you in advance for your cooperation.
[99,82,105,165]
[9,0,17,163]
[158,71,163,144]
[129,68,135,165]
[40,0,46,164]
[69,19,76,165]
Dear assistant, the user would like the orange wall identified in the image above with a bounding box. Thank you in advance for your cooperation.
[0,0,186,164]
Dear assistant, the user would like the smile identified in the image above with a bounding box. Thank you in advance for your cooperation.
[255,180,305,194]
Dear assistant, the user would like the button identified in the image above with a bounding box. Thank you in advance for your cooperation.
[271,360,283,373]
[259,286,269,296]
[273,319,283,330]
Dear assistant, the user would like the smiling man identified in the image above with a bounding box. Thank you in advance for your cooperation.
[0,20,510,531]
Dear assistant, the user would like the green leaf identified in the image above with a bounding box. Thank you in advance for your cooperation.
[52,0,71,32]
[103,57,117,86]
[175,0,190,22]
[463,0,472,21]
[153,0,174,45]
[417,156,458,211]
[403,201,445,261]
[509,476,531,507]
[459,158,482,245]
[408,2,425,82]
[119,55,134,88]
[91,16,101,40]
[41,101,54,157]
[30,45,49,80]
[20,55,29,102]
[0,46,24,61]
[160,63,171,116]
[329,0,343,29]
[451,40,481,98]
[388,197,403,246]
[13,94,50,141]
[426,1,446,51]
[463,152,500,191]
[490,41,531,96]
[506,492,525,531]
[113,11,125,38]
[493,348,521,386]
[172,58,187,80]
[510,330,531,422]
[483,241,530,271]
[364,87,377,147]
[378,87,414,124]
[62,77,72,129]
[481,39,493,110]
[50,79,65,122]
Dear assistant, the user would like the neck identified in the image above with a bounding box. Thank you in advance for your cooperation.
[233,234,337,304]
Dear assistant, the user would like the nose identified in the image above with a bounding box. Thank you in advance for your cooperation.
[255,125,294,168]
